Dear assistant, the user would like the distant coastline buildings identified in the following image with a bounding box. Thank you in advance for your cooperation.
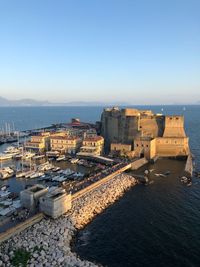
[23,107,189,161]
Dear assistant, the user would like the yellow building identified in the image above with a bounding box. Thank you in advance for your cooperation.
[80,136,104,156]
[25,133,51,153]
[110,143,134,157]
[50,135,82,154]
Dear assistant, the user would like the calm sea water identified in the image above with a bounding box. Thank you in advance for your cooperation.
[1,105,200,267]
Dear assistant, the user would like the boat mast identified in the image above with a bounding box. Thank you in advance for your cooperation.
[22,147,24,172]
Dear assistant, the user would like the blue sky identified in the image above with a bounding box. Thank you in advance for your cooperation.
[0,0,199,104]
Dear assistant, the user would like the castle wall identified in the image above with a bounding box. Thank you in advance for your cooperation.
[121,115,140,144]
[139,116,164,138]
[101,108,189,159]
[155,137,189,157]
[163,116,186,137]
[101,109,121,150]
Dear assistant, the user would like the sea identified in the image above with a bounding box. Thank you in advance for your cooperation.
[0,105,200,267]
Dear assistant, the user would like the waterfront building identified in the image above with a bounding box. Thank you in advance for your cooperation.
[101,107,189,159]
[25,132,51,153]
[79,136,104,156]
[39,187,71,219]
[50,134,82,154]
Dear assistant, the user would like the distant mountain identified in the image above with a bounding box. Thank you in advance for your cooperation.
[0,96,50,106]
[0,96,130,107]
[60,101,130,106]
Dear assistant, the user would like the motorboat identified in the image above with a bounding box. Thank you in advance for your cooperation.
[25,170,36,178]
[33,155,45,160]
[22,152,35,160]
[62,168,74,176]
[52,166,61,172]
[38,162,54,171]
[29,171,45,179]
[56,155,66,162]
[70,158,79,164]
[0,167,15,179]
[155,173,166,178]
[0,190,11,200]
[0,206,16,216]
[16,171,28,178]
[0,185,9,191]
[74,172,84,178]
[46,151,60,158]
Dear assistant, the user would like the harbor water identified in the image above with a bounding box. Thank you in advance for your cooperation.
[0,105,200,267]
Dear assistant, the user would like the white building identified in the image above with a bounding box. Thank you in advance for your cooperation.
[20,184,48,211]
[39,187,71,219]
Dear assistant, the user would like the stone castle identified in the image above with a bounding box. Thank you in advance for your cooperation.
[101,107,189,159]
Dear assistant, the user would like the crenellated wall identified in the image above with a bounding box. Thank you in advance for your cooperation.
[101,107,190,159]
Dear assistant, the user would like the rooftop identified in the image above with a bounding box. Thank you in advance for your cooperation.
[51,135,80,141]
[45,188,67,199]
[84,136,104,142]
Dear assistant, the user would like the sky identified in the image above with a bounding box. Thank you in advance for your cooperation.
[0,0,199,104]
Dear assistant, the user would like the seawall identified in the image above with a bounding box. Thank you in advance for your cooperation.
[131,158,148,170]
[0,213,44,244]
[184,153,193,177]
[0,173,137,267]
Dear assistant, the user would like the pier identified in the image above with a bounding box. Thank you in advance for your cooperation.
[0,159,142,244]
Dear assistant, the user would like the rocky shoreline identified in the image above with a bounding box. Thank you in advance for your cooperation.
[0,173,136,267]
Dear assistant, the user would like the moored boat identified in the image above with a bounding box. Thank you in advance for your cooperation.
[56,155,66,162]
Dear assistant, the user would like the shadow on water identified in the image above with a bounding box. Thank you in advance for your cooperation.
[74,159,200,267]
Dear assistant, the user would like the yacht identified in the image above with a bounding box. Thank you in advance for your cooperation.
[4,146,21,154]
[0,153,13,161]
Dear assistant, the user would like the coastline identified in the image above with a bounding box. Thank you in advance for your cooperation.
[0,173,137,267]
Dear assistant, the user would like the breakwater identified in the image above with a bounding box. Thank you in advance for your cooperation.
[0,173,136,266]
[184,153,193,177]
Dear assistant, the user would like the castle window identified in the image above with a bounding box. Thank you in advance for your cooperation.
[176,117,179,120]
[146,145,148,147]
